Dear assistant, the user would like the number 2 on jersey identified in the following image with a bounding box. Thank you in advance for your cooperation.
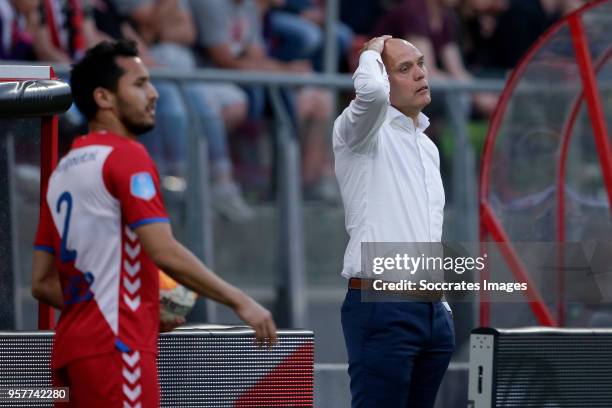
[56,191,77,263]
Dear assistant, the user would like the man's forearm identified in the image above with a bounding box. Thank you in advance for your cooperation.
[136,222,277,343]
[157,13,196,45]
[32,250,64,310]
[231,56,287,72]
[153,240,247,309]
[33,29,71,63]
[33,282,64,310]
[337,46,390,153]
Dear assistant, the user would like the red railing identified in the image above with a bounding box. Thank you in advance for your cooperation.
[478,0,612,327]
[39,67,60,330]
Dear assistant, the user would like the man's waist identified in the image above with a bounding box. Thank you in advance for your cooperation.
[348,277,443,301]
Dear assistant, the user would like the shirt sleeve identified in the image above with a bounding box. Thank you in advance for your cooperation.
[103,143,169,229]
[34,197,56,254]
[333,50,389,154]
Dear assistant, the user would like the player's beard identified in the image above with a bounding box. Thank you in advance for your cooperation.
[117,99,155,136]
[119,112,155,135]
[125,117,155,135]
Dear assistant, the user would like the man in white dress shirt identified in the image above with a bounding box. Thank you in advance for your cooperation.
[334,36,455,407]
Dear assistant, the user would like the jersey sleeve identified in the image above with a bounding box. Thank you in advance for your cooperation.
[34,197,56,254]
[103,143,169,229]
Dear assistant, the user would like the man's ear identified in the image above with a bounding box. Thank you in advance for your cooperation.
[92,87,115,111]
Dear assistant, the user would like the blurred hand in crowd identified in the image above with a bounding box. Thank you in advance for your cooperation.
[12,0,39,13]
[286,59,313,73]
[301,7,325,25]
[559,0,587,14]
[11,0,40,29]
[474,92,499,117]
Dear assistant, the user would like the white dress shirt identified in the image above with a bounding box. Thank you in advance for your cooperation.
[333,50,446,279]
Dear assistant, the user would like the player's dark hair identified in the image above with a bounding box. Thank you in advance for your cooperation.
[70,40,139,120]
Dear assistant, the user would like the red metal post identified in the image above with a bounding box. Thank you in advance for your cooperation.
[569,16,612,215]
[481,204,558,326]
[38,115,59,330]
[479,218,490,327]
[479,1,609,327]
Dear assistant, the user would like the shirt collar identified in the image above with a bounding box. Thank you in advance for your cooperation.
[387,105,430,133]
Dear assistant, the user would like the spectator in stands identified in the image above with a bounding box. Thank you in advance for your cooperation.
[90,0,158,66]
[109,0,194,177]
[372,0,498,117]
[339,0,389,36]
[339,0,402,71]
[266,0,354,72]
[110,0,255,221]
[20,1,111,155]
[111,0,197,66]
[460,0,586,75]
[190,0,338,202]
[33,0,109,63]
[0,0,38,61]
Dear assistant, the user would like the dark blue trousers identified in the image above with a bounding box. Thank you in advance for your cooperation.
[341,289,455,408]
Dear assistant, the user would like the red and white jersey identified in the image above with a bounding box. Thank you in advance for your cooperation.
[34,131,168,369]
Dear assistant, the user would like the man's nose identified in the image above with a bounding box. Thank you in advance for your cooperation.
[414,65,425,81]
[148,83,159,101]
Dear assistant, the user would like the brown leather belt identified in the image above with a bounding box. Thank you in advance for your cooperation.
[348,277,443,301]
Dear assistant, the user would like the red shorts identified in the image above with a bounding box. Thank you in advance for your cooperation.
[52,350,159,408]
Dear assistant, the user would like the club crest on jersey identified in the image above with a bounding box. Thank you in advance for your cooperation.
[130,172,156,201]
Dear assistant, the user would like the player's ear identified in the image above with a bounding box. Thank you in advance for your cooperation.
[93,87,116,111]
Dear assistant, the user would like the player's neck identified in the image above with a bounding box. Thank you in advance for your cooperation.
[89,116,136,140]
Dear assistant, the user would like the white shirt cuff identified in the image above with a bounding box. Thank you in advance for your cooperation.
[359,49,383,65]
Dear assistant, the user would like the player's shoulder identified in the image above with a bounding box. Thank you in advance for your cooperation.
[81,132,152,164]
[74,131,148,154]
[94,133,159,197]
[72,132,155,179]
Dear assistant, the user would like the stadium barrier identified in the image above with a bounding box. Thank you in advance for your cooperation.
[0,327,314,407]
[0,66,71,330]
[468,327,612,407]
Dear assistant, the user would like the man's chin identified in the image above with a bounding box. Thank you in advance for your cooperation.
[419,95,432,109]
[127,121,155,136]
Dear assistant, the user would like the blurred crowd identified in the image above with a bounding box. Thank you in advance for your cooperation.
[0,0,590,221]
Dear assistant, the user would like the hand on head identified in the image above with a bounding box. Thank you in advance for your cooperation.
[361,35,392,55]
